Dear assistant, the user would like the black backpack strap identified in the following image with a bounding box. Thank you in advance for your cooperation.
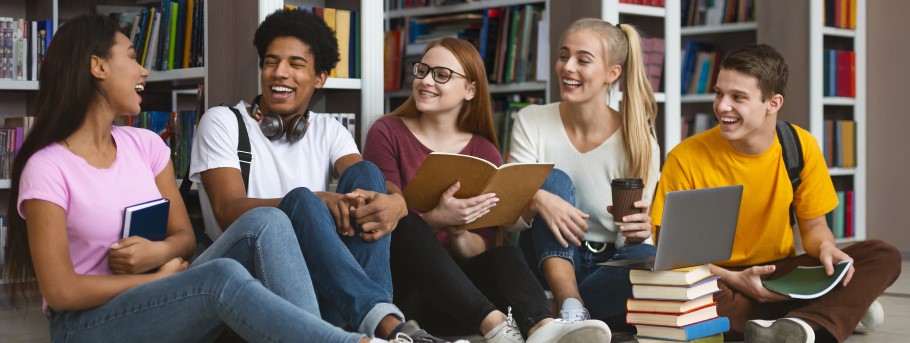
[223,105,253,193]
[776,120,804,226]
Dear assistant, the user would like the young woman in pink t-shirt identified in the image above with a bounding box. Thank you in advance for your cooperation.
[364,38,610,343]
[0,14,408,343]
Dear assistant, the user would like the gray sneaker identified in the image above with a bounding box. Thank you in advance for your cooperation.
[745,318,815,343]
[399,320,468,343]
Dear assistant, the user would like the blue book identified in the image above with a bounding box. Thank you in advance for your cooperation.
[635,316,730,341]
[122,198,169,241]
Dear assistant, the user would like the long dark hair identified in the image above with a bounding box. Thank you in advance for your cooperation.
[2,14,123,307]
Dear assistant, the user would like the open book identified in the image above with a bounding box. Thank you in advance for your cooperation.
[403,152,554,230]
[762,260,852,299]
[122,198,170,241]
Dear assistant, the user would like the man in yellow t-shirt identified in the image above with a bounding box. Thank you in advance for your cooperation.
[651,44,901,343]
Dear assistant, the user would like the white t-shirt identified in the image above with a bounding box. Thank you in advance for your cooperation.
[189,101,359,239]
[509,103,660,244]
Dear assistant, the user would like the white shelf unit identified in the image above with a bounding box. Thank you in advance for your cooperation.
[809,0,866,242]
[0,80,39,91]
[601,0,681,155]
[385,0,546,19]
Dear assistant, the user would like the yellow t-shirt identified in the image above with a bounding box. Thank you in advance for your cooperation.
[650,125,838,267]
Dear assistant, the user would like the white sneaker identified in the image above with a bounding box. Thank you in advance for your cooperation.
[745,318,815,343]
[525,319,611,343]
[558,298,590,323]
[855,299,884,334]
[484,307,525,343]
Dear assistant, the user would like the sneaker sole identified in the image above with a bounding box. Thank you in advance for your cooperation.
[556,327,611,343]
[745,319,814,343]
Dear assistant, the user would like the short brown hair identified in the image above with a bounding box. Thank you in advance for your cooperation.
[720,44,789,101]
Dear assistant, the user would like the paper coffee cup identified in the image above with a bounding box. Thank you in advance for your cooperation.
[611,178,644,224]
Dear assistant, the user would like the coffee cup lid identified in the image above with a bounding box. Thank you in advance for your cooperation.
[611,178,644,188]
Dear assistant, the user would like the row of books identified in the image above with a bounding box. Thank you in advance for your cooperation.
[0,116,34,179]
[492,96,543,163]
[823,119,855,168]
[824,49,856,98]
[111,0,205,72]
[828,190,855,239]
[0,17,53,81]
[386,0,475,11]
[824,0,857,29]
[115,110,197,178]
[385,4,547,90]
[643,37,667,93]
[681,113,718,139]
[620,0,666,7]
[0,214,6,281]
[680,41,720,95]
[628,265,729,342]
[682,0,755,27]
[284,5,360,79]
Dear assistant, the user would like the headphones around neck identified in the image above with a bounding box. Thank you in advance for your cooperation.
[252,94,310,142]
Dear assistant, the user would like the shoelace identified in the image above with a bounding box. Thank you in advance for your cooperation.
[391,333,414,343]
[502,306,522,339]
[559,307,590,323]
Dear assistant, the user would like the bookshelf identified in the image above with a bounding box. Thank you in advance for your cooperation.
[382,0,551,122]
[758,0,866,243]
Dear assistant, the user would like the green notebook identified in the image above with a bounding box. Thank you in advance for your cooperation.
[762,260,852,299]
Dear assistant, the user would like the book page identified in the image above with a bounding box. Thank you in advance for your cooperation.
[463,163,553,229]
[403,153,498,212]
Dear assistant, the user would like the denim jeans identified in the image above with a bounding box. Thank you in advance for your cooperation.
[278,160,402,336]
[519,169,657,330]
[49,208,365,343]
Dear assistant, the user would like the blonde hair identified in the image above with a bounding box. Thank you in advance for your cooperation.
[563,18,658,184]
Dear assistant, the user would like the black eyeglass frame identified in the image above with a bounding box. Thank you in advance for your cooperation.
[412,62,468,84]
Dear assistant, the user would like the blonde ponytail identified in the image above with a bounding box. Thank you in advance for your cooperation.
[617,24,657,185]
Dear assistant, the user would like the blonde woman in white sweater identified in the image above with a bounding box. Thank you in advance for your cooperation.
[511,18,660,333]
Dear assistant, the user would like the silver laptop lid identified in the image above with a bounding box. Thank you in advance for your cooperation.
[653,185,743,271]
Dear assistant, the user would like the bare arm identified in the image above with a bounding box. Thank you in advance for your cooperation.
[519,189,589,247]
[108,160,197,274]
[26,200,187,311]
[200,167,282,230]
[799,215,855,285]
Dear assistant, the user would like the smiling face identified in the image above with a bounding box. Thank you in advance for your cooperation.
[260,36,326,117]
[713,68,783,153]
[412,46,475,118]
[93,32,148,115]
[555,29,621,105]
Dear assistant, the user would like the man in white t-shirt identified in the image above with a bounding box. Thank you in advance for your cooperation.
[189,9,452,342]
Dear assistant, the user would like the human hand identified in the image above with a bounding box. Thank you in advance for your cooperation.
[348,189,408,242]
[155,257,188,278]
[723,265,791,303]
[608,200,652,244]
[424,182,498,229]
[318,192,362,237]
[533,190,589,248]
[818,242,855,286]
[108,237,167,274]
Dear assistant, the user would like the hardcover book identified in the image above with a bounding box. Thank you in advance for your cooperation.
[403,152,553,230]
[122,198,170,241]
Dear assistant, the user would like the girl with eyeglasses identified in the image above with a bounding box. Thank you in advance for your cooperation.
[363,38,610,343]
[509,18,660,333]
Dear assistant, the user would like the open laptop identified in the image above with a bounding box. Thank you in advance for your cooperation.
[599,185,743,271]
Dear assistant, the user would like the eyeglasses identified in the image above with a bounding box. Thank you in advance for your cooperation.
[412,62,467,84]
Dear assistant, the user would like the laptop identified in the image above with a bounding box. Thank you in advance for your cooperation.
[599,185,743,271]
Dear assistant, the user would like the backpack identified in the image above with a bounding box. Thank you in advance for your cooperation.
[776,120,804,227]
[179,104,252,247]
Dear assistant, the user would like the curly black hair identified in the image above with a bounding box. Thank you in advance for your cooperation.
[253,8,340,75]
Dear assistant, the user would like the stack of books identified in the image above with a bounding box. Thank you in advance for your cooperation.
[627,265,730,343]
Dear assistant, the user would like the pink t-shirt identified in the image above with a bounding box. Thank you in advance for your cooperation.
[18,126,170,276]
[363,115,503,249]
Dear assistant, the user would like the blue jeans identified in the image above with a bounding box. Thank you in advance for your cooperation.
[49,208,364,343]
[519,169,657,330]
[278,160,402,336]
